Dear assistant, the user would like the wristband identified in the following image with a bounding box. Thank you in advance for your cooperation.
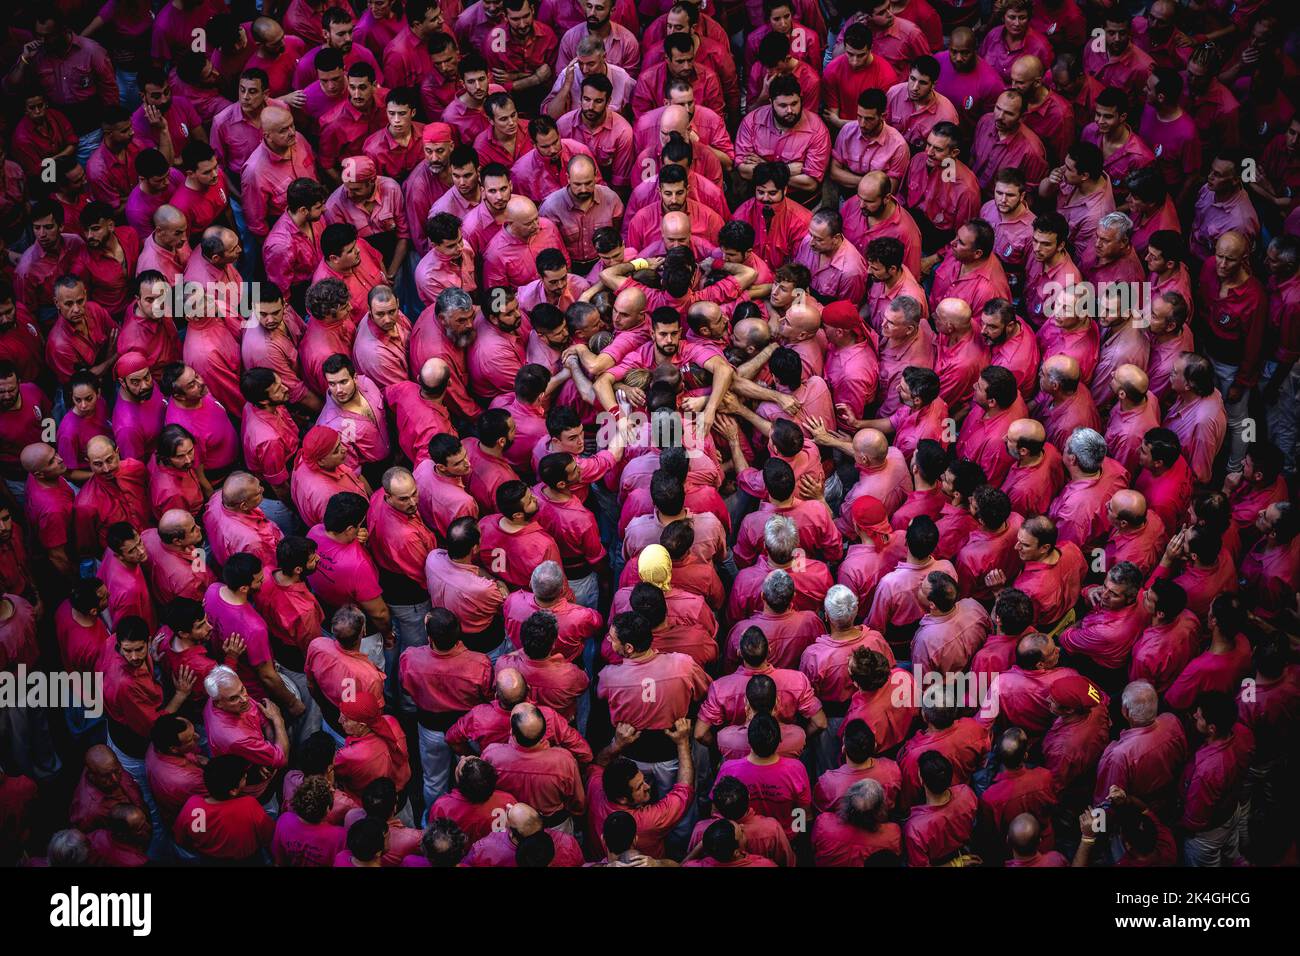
[630,258,651,271]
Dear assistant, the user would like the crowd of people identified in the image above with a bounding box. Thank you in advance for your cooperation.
[0,0,1296,870]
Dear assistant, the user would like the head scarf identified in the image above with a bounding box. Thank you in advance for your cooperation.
[637,544,673,592]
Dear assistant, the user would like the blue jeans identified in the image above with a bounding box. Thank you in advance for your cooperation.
[417,725,454,809]
[387,601,432,711]
[115,68,141,113]
[76,128,103,167]
[259,497,300,538]
[569,572,600,611]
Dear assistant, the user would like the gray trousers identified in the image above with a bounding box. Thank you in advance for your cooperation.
[1265,360,1300,473]
[1210,359,1250,473]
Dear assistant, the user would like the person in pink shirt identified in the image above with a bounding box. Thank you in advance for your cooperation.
[1127,577,1198,694]
[1104,365,1161,477]
[976,299,1039,402]
[970,90,1049,194]
[1094,680,1188,807]
[713,714,811,839]
[1134,427,1194,535]
[202,665,290,801]
[202,472,284,572]
[141,509,214,606]
[1059,562,1148,674]
[20,443,76,580]
[911,571,991,674]
[55,373,111,481]
[979,0,1054,84]
[147,424,213,521]
[934,26,1004,133]
[902,751,978,866]
[930,220,1012,320]
[955,485,1023,603]
[1039,141,1117,276]
[999,514,1087,628]
[1103,490,1169,578]
[865,515,956,639]
[956,366,1028,487]
[241,105,317,239]
[262,180,327,309]
[1048,428,1130,551]
[271,774,348,867]
[428,756,516,847]
[1000,418,1065,518]
[159,362,239,477]
[425,518,511,655]
[316,355,390,482]
[1138,67,1203,190]
[304,495,392,649]
[73,436,152,557]
[291,426,371,529]
[136,204,191,287]
[884,58,959,155]
[1162,352,1228,486]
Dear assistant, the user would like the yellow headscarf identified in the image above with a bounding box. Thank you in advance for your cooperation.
[637,544,673,592]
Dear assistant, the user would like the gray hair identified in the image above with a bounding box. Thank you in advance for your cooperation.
[204,664,239,700]
[839,778,885,827]
[332,605,367,642]
[1108,561,1144,594]
[1098,211,1133,242]
[1066,427,1107,473]
[435,286,473,318]
[888,294,923,326]
[763,515,799,564]
[1121,680,1158,726]
[761,569,796,612]
[47,829,91,866]
[824,584,859,628]
[530,561,566,602]
[576,33,605,56]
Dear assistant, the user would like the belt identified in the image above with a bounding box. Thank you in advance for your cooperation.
[822,698,852,719]
[415,708,464,732]
[540,808,571,828]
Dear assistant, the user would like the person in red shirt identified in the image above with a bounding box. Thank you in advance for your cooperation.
[812,778,902,866]
[429,757,515,846]
[173,754,275,863]
[483,702,586,829]
[902,750,978,866]
[977,727,1059,862]
[400,608,494,808]
[1004,813,1067,867]
[584,719,694,860]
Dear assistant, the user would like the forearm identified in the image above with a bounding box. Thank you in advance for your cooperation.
[729,376,784,404]
[594,374,619,412]
[674,739,694,787]
[735,342,777,380]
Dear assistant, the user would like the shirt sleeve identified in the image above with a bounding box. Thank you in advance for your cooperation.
[802,126,831,182]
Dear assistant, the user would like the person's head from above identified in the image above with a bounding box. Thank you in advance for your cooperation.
[880,295,923,344]
[424,607,463,653]
[455,756,500,805]
[204,665,249,715]
[509,702,548,748]
[1015,631,1059,672]
[221,471,266,513]
[494,667,529,709]
[917,750,954,799]
[1120,680,1159,728]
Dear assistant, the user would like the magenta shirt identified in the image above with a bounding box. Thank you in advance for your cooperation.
[305,526,383,611]
[202,583,272,700]
[165,395,239,471]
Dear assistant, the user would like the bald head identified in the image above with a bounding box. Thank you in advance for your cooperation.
[85,744,119,776]
[383,467,416,496]
[661,210,691,239]
[853,428,889,465]
[221,471,262,509]
[510,702,546,747]
[506,802,542,838]
[251,16,282,43]
[858,171,889,203]
[934,297,973,335]
[784,302,822,338]
[567,154,596,180]
[950,26,975,47]
[1042,354,1081,392]
[85,435,116,461]
[495,667,528,707]
[419,357,450,391]
[1113,363,1148,403]
[1011,54,1044,85]
[1007,418,1045,446]
[153,204,186,231]
[260,105,293,131]
[20,442,59,476]
[1008,812,1041,855]
[660,104,690,137]
[1110,489,1147,526]
[614,286,645,315]
[1216,230,1249,260]
[158,508,194,539]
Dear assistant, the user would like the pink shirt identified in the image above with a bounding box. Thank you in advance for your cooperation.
[955,394,1029,486]
[203,494,283,570]
[241,140,318,237]
[305,526,383,612]
[165,395,239,470]
[424,550,505,634]
[596,651,709,730]
[1163,391,1228,485]
[885,84,959,152]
